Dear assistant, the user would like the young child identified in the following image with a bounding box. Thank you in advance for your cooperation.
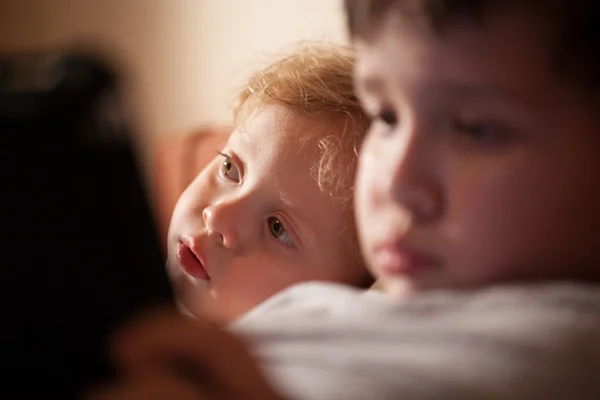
[88,1,600,399]
[166,42,372,323]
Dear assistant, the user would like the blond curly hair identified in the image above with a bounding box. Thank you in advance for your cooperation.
[234,42,369,204]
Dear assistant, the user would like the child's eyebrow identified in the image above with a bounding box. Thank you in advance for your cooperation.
[233,128,257,154]
[238,128,251,146]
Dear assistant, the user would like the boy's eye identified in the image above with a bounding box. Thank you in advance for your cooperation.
[267,216,295,248]
[378,110,398,126]
[369,109,398,136]
[453,119,510,147]
[218,153,241,182]
[370,109,397,128]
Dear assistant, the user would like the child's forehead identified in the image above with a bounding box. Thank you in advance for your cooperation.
[236,106,338,148]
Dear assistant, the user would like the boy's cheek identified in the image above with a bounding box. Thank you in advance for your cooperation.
[355,137,389,205]
[354,166,378,240]
[445,166,595,282]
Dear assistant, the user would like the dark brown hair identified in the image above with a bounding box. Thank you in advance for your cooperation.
[344,0,600,92]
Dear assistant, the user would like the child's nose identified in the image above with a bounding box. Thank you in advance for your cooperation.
[202,201,242,249]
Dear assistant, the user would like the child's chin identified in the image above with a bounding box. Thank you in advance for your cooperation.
[171,277,210,316]
[176,300,196,318]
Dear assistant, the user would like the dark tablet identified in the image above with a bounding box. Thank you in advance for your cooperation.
[0,50,174,399]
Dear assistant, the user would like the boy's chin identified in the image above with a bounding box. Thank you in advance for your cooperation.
[380,278,415,299]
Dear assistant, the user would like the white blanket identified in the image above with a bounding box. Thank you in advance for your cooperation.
[232,281,600,400]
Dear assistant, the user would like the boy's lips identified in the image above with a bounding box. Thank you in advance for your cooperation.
[374,241,440,277]
[176,238,210,280]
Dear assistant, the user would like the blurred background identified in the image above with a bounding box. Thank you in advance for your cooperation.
[0,0,347,177]
[0,0,348,240]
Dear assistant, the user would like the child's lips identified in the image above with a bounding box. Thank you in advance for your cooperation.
[176,241,210,280]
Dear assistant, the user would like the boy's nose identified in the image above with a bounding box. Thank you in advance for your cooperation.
[385,129,442,223]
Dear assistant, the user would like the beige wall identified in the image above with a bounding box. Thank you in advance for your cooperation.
[189,0,348,126]
[0,0,348,144]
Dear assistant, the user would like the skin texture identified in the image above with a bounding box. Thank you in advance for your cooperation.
[167,106,362,322]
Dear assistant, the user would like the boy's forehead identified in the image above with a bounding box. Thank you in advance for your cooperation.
[354,9,584,110]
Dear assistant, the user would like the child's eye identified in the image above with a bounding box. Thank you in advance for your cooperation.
[267,216,295,248]
[218,152,241,182]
